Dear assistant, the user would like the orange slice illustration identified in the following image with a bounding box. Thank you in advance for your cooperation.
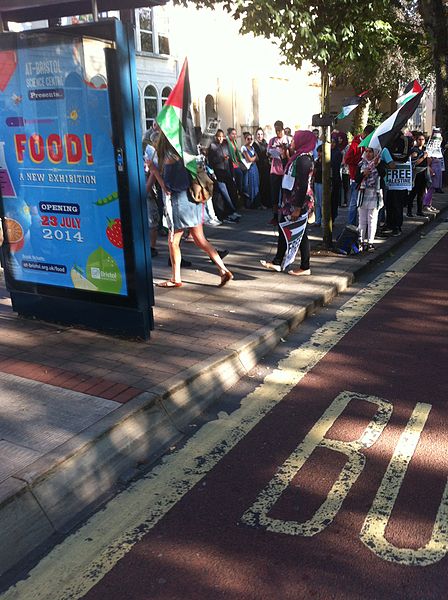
[4,217,24,252]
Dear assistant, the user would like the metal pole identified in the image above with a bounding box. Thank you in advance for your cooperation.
[320,66,333,248]
[91,0,99,21]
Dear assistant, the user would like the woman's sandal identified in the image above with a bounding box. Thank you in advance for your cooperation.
[218,271,234,287]
[260,260,282,272]
[157,279,183,288]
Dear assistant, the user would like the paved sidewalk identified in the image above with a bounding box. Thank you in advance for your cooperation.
[0,198,447,577]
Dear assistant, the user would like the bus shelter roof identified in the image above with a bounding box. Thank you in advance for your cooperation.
[0,0,167,23]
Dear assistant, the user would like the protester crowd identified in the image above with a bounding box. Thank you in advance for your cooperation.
[143,119,445,286]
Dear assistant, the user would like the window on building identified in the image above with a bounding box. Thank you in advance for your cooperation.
[156,7,170,55]
[138,8,154,53]
[144,84,158,130]
[136,7,170,55]
[161,86,172,106]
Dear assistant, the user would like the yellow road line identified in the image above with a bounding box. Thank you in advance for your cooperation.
[3,223,446,600]
[360,402,448,565]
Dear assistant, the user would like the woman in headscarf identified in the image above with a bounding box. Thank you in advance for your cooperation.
[260,130,315,276]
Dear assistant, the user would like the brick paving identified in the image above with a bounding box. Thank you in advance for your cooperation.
[0,204,446,401]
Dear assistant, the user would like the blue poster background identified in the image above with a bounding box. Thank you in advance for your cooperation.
[0,35,128,296]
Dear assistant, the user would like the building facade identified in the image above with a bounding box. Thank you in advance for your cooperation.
[134,3,322,143]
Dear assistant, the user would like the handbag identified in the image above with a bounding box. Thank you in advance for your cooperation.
[308,206,316,224]
[189,165,214,203]
[282,162,295,190]
[282,172,295,190]
[238,160,249,173]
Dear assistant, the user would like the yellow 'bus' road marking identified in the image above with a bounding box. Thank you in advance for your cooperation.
[2,224,446,600]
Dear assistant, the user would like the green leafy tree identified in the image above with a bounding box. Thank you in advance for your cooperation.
[176,0,426,246]
[340,1,431,134]
[417,0,448,135]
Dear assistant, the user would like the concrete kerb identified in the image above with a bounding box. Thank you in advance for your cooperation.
[155,349,247,431]
[0,209,445,578]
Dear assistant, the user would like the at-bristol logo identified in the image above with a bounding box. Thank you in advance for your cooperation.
[241,391,448,566]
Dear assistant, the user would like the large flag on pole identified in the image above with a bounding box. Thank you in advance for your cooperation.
[280,213,308,271]
[396,80,423,106]
[156,58,199,176]
[359,87,425,151]
[336,90,369,120]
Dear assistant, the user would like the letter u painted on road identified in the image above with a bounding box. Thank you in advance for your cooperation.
[241,392,448,566]
[359,402,448,566]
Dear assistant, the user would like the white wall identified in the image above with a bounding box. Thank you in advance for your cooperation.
[152,3,321,140]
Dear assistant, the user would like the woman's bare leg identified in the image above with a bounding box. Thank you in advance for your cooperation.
[190,225,230,274]
[168,230,184,283]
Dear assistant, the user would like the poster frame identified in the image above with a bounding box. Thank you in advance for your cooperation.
[0,19,154,338]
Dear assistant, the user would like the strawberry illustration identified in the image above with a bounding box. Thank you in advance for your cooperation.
[0,51,17,92]
[106,217,123,248]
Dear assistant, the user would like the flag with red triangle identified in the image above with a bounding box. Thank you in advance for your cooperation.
[396,80,423,106]
[359,86,425,151]
[336,90,369,120]
[156,58,198,176]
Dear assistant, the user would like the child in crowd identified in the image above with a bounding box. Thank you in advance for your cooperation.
[355,147,383,251]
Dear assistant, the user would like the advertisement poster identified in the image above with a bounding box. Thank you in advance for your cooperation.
[385,159,413,191]
[0,34,128,296]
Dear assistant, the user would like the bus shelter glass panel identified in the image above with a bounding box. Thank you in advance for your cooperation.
[0,34,128,296]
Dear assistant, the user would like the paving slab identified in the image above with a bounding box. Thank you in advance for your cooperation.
[0,199,447,576]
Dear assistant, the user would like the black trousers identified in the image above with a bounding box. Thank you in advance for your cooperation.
[273,220,310,270]
[407,171,426,214]
[386,189,408,230]
[331,180,341,222]
[215,168,239,207]
[341,173,350,205]
[270,174,283,209]
[257,163,272,207]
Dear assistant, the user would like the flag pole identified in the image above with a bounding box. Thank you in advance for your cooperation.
[320,66,333,249]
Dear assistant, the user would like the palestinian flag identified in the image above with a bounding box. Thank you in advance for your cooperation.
[280,213,308,271]
[156,58,198,176]
[359,87,425,151]
[396,80,423,106]
[336,90,369,120]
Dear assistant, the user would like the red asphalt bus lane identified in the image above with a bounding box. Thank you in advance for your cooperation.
[83,234,448,600]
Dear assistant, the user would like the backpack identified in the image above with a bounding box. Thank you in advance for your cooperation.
[189,164,214,203]
[336,225,361,255]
